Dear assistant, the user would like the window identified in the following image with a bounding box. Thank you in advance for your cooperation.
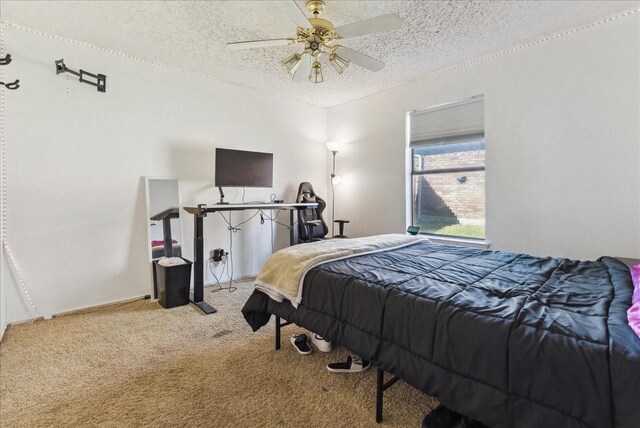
[409,96,485,240]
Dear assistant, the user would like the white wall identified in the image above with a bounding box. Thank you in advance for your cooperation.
[327,14,640,260]
[3,26,327,324]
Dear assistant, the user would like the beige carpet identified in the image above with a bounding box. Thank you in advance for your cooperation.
[0,281,437,427]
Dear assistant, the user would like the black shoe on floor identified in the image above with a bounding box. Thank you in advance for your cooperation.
[290,333,312,355]
[421,405,461,428]
[460,415,489,428]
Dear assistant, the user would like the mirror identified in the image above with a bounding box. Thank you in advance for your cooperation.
[145,177,182,298]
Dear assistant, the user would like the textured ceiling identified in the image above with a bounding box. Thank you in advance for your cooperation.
[1,1,637,107]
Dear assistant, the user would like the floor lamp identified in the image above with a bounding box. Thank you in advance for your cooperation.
[326,141,343,236]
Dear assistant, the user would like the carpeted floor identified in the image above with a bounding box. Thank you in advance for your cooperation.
[0,280,437,427]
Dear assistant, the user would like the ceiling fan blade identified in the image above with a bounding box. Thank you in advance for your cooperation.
[335,47,385,72]
[276,0,311,29]
[335,13,403,39]
[227,38,294,50]
[292,53,312,81]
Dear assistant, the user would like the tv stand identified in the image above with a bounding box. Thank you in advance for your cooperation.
[182,202,317,314]
[216,186,229,204]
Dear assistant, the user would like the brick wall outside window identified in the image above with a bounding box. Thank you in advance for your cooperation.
[414,150,485,223]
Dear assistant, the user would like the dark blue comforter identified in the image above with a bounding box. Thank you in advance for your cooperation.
[242,242,640,428]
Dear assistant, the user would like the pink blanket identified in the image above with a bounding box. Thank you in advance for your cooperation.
[627,264,640,338]
[151,239,178,247]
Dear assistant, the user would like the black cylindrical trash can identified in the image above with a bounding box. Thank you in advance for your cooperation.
[154,258,193,309]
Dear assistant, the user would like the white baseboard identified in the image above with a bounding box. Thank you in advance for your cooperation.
[52,295,150,317]
[203,275,257,288]
[7,294,150,327]
[4,278,258,330]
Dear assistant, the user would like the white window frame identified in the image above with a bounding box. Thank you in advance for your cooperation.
[406,95,488,245]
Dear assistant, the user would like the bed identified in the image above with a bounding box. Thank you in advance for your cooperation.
[242,235,640,428]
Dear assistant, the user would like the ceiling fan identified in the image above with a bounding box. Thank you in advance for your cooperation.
[226,0,403,83]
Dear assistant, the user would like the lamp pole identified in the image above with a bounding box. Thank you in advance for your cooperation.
[330,150,337,237]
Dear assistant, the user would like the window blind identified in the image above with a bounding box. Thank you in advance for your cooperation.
[409,95,484,148]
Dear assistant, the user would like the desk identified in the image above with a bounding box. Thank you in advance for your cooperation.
[183,202,317,314]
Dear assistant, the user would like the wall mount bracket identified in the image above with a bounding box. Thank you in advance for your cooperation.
[0,54,13,65]
[0,54,20,90]
[55,58,106,93]
[0,80,20,90]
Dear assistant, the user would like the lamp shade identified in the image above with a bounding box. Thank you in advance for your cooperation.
[310,61,323,83]
[326,141,343,152]
[331,175,343,186]
[282,53,302,74]
[330,52,349,74]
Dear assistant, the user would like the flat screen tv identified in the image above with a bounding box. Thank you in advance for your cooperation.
[215,148,273,188]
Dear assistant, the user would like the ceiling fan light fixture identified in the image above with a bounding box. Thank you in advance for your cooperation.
[230,0,401,83]
[282,53,302,74]
[330,52,349,74]
[309,60,323,83]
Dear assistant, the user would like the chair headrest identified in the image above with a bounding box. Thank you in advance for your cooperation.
[297,181,316,201]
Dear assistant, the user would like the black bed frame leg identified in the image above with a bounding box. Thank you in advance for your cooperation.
[375,367,400,423]
[274,316,293,351]
[275,316,281,350]
[376,368,384,423]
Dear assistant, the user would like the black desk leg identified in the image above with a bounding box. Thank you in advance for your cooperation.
[190,213,217,314]
[162,217,173,257]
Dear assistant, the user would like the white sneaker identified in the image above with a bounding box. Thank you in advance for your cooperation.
[310,333,332,353]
